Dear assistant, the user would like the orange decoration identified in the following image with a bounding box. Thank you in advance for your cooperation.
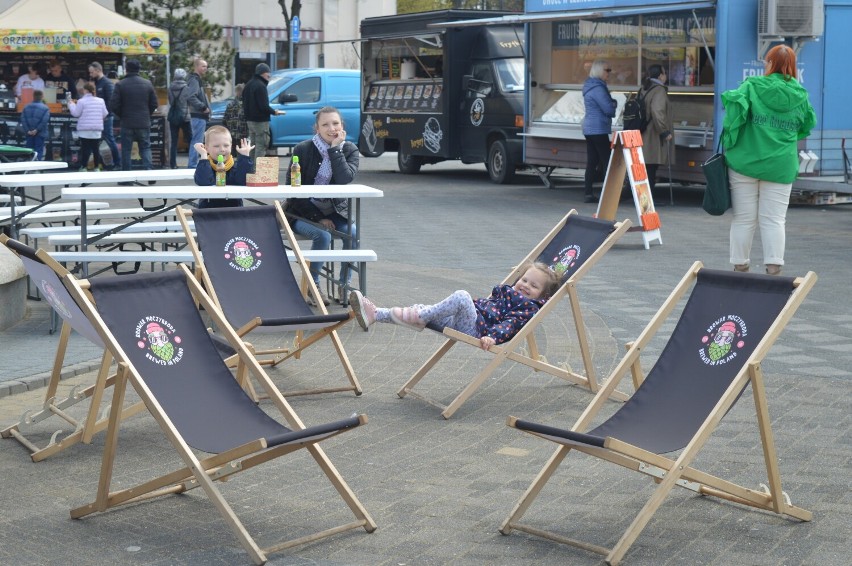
[641,212,661,230]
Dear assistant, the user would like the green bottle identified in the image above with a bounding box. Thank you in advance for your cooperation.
[290,155,301,187]
[215,154,226,187]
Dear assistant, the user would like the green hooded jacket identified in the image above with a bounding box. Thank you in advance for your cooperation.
[721,73,816,184]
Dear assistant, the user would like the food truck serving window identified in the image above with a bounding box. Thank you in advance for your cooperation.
[551,9,715,88]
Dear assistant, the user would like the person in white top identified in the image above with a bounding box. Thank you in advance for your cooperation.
[15,64,46,99]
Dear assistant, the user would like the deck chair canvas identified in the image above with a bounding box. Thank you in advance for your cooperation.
[65,266,375,565]
[0,235,146,461]
[500,262,817,565]
[398,211,631,418]
[177,202,361,398]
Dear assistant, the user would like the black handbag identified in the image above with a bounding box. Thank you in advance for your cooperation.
[701,135,731,216]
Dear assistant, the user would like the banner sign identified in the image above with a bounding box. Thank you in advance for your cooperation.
[0,30,169,55]
[527,0,692,13]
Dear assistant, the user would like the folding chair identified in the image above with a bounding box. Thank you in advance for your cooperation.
[398,211,632,418]
[500,262,817,564]
[0,235,146,461]
[65,266,376,565]
[177,202,361,398]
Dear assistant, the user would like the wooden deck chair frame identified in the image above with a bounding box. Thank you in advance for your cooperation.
[500,261,817,565]
[177,202,361,398]
[0,235,146,461]
[398,210,632,419]
[65,264,376,565]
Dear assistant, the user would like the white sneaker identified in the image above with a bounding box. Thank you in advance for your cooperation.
[349,290,376,331]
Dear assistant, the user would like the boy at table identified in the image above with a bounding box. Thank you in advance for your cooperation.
[193,125,254,209]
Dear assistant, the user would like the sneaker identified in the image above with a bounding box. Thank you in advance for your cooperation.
[349,290,376,331]
[307,289,331,307]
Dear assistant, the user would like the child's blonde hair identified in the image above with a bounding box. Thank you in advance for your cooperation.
[517,261,561,299]
[204,125,231,144]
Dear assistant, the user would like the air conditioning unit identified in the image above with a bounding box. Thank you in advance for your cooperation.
[758,0,824,37]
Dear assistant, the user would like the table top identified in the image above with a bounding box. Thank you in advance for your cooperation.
[0,161,68,174]
[0,168,196,187]
[61,184,384,200]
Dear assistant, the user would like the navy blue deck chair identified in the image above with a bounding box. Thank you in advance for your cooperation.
[500,262,817,565]
[0,235,146,461]
[398,210,632,418]
[177,202,361,398]
[65,266,375,565]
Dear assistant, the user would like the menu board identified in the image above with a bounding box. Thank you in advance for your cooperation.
[365,81,442,113]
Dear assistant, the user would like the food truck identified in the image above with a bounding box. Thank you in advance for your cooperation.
[444,0,840,193]
[359,10,526,183]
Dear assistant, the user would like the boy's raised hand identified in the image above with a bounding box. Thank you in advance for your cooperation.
[236,138,255,156]
[193,142,208,161]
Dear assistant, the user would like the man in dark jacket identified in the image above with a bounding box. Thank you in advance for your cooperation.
[186,58,210,168]
[243,63,283,162]
[19,89,50,160]
[109,59,158,171]
[89,61,120,168]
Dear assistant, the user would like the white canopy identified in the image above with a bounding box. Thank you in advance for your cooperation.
[0,0,169,54]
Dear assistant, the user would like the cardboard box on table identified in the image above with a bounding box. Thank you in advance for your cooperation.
[246,157,279,186]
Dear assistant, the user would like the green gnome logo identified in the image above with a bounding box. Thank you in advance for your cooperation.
[224,237,262,272]
[550,245,581,278]
[700,317,747,366]
[135,317,184,366]
[146,322,174,361]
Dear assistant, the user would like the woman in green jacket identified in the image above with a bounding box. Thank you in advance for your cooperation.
[721,44,816,275]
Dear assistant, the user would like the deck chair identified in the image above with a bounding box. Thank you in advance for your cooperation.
[0,235,146,461]
[177,202,361,398]
[500,262,817,565]
[398,211,632,418]
[65,266,376,565]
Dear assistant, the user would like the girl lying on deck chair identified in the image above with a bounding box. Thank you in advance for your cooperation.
[348,262,560,350]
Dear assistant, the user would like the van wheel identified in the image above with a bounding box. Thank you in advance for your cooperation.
[487,139,515,184]
[397,151,423,174]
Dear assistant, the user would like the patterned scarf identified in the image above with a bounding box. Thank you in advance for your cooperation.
[312,134,333,185]
[207,154,235,171]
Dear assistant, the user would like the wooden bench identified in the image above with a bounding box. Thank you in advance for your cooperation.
[48,249,377,297]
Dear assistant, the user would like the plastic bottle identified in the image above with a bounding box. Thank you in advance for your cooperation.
[215,154,226,187]
[290,155,301,187]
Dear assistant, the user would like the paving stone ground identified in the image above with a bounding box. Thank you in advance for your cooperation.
[1,155,850,565]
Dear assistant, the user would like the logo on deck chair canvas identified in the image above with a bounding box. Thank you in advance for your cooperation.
[223,236,263,272]
[549,244,581,277]
[699,316,748,366]
[135,317,184,366]
[40,280,73,320]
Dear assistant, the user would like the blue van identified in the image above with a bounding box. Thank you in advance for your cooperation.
[266,68,361,148]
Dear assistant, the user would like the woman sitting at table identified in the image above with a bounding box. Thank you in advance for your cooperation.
[285,106,359,306]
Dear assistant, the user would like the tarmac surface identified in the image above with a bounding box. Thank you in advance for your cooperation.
[1,154,850,565]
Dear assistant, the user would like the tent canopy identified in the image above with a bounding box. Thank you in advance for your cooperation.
[0,0,169,55]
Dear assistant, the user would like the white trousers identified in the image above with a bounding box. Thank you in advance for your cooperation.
[728,168,792,267]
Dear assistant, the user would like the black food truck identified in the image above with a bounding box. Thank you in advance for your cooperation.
[358,10,525,184]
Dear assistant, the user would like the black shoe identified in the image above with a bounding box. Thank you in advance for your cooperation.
[584,194,598,203]
[118,181,133,186]
[147,180,156,185]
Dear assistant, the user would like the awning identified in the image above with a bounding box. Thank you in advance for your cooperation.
[0,0,169,55]
[427,1,716,28]
[223,26,323,41]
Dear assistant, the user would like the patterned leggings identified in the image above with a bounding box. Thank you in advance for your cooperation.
[376,290,479,337]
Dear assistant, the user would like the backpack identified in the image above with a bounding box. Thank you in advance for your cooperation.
[167,87,186,126]
[622,84,658,132]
